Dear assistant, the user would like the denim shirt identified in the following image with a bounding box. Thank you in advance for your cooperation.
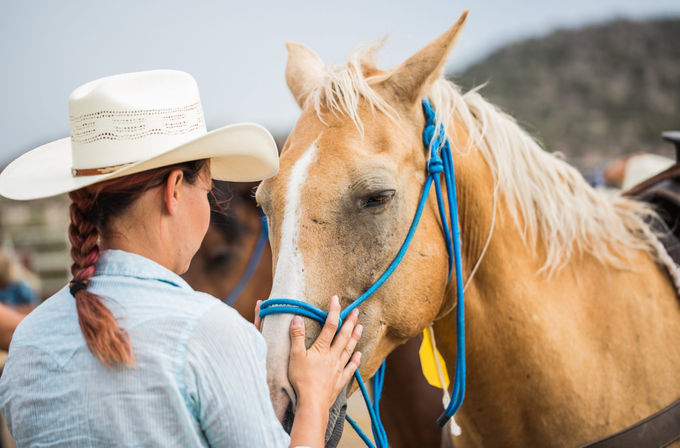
[0,282,39,307]
[0,249,291,447]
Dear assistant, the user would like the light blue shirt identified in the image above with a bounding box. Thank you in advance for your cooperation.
[0,249,291,447]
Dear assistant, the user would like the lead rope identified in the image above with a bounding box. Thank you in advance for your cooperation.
[259,99,466,447]
[224,213,269,305]
[427,325,462,437]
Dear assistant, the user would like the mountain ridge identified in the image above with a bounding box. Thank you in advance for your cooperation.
[451,18,680,171]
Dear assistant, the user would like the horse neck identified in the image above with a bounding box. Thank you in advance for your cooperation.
[422,135,680,446]
[429,143,680,446]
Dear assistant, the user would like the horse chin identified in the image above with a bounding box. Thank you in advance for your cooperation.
[282,392,347,448]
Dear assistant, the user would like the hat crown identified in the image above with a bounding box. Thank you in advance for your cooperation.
[68,70,207,172]
[0,69,279,201]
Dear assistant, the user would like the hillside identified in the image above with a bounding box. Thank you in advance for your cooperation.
[452,18,680,171]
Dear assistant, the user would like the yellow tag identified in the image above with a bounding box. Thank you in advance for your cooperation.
[419,327,450,389]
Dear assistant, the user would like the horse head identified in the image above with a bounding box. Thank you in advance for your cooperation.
[257,11,470,444]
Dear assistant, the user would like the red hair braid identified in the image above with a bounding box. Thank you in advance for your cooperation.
[68,189,134,367]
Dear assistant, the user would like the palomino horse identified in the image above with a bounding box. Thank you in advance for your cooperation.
[257,11,680,447]
[183,182,446,447]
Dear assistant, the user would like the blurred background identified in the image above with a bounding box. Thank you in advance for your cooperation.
[0,1,679,446]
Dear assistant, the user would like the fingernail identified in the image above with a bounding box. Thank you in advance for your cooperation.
[352,309,359,318]
[332,295,339,305]
[292,316,303,327]
[356,324,363,336]
[356,351,362,361]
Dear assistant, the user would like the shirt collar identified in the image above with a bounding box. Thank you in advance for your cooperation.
[94,249,193,290]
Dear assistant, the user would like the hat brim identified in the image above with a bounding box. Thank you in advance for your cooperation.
[0,122,279,200]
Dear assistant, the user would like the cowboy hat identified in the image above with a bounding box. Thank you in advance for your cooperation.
[0,70,279,200]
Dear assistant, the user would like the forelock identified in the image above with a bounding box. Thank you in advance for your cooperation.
[304,40,398,133]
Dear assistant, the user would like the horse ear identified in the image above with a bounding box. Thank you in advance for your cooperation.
[385,10,468,105]
[285,41,326,108]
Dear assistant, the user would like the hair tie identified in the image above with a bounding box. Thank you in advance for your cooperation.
[69,280,88,296]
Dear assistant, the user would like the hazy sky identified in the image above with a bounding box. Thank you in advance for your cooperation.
[2,0,679,164]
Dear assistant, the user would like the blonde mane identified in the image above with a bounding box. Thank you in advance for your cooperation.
[306,46,670,276]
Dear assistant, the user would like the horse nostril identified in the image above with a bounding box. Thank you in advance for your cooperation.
[282,400,295,434]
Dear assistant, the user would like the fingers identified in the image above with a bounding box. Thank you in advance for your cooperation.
[338,322,363,366]
[253,300,262,331]
[314,295,341,349]
[331,308,361,362]
[340,351,362,386]
[289,316,306,358]
[331,308,358,354]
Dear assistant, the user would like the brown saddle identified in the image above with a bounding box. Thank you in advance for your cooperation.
[624,131,680,266]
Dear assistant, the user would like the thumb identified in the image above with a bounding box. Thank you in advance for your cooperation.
[254,300,262,332]
[289,316,306,358]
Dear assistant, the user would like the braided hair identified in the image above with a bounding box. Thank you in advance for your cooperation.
[67,160,209,366]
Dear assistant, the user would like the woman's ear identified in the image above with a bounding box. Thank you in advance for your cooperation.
[163,169,185,215]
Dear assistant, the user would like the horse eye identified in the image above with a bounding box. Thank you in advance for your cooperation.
[206,247,236,271]
[360,190,395,209]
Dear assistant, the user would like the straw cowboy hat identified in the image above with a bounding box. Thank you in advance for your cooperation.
[0,70,279,200]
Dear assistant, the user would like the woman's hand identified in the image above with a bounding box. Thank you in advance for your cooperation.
[256,296,362,447]
[287,295,362,411]
[254,300,263,331]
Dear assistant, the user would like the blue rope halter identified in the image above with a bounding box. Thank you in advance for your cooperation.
[259,99,466,447]
[224,213,269,306]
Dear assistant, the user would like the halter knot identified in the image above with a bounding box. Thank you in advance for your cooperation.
[427,156,444,174]
[422,100,446,154]
[422,123,438,149]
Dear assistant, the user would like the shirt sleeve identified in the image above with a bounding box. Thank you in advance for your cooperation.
[183,302,291,448]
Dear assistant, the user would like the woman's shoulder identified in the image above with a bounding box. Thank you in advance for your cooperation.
[88,249,227,320]
[191,298,260,342]
[9,284,231,355]
[4,287,83,370]
[10,286,76,345]
[187,299,266,359]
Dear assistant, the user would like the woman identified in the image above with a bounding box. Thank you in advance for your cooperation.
[0,70,362,447]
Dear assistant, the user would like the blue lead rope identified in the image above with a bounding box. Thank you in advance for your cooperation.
[259,99,466,447]
[423,100,467,427]
[224,214,269,305]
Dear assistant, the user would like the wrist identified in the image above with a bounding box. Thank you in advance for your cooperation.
[289,397,329,448]
[296,395,329,416]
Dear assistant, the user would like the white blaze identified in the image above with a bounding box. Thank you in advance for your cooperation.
[262,141,319,419]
